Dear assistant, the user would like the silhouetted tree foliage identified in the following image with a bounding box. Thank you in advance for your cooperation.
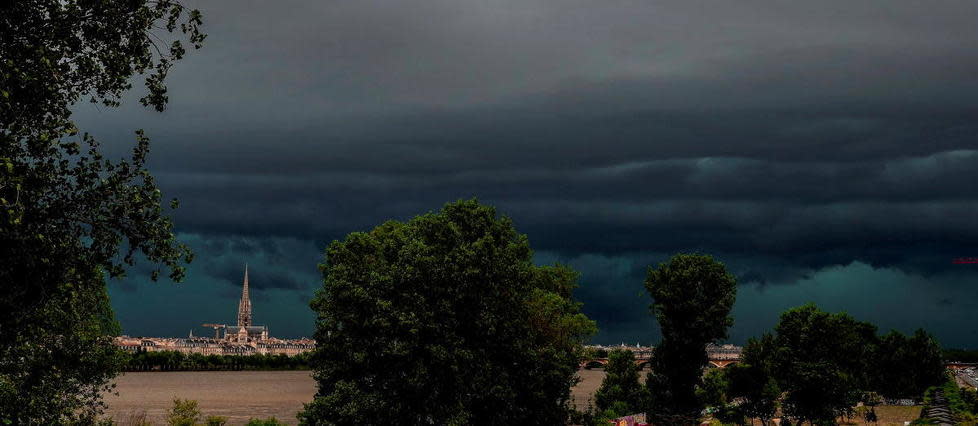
[735,304,945,425]
[0,0,202,422]
[726,334,780,425]
[299,200,596,425]
[765,304,874,424]
[643,253,737,424]
[696,368,742,423]
[873,329,946,399]
[594,349,646,414]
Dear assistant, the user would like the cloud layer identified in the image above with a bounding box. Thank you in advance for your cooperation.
[86,0,978,346]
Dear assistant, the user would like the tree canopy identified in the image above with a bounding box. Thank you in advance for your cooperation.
[299,200,596,425]
[644,253,737,424]
[874,329,945,399]
[724,335,780,425]
[733,304,946,425]
[0,0,202,421]
[594,349,647,416]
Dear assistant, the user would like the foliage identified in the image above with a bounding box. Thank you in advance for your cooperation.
[925,374,978,423]
[765,304,874,424]
[643,253,737,423]
[298,200,596,425]
[573,401,635,426]
[727,304,945,425]
[594,349,647,414]
[697,368,730,409]
[964,387,978,417]
[125,350,312,371]
[205,415,229,426]
[873,329,946,398]
[734,304,944,425]
[585,347,609,359]
[727,335,780,425]
[864,406,878,423]
[166,398,201,426]
[698,368,751,425]
[245,418,286,426]
[0,0,202,422]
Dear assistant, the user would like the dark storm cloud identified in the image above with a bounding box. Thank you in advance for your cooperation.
[147,148,978,278]
[83,0,978,344]
[200,239,320,291]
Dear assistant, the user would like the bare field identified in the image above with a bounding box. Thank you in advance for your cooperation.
[105,370,607,425]
[104,371,316,425]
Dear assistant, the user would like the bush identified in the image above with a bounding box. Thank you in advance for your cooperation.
[246,418,286,426]
[166,398,201,426]
[205,415,229,426]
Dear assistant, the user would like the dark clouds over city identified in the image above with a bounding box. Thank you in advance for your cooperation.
[82,0,978,345]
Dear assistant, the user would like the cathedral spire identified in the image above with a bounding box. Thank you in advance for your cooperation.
[237,264,252,327]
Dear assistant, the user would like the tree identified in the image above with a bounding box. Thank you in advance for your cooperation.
[697,368,729,410]
[769,304,876,425]
[697,368,747,425]
[206,416,230,426]
[594,349,646,414]
[643,253,737,423]
[0,0,201,422]
[873,331,914,398]
[298,200,596,425]
[872,329,943,399]
[904,329,945,397]
[728,335,780,426]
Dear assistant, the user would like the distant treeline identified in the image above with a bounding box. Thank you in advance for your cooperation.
[944,348,978,363]
[124,350,312,371]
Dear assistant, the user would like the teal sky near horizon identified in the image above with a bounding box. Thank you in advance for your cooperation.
[109,233,978,347]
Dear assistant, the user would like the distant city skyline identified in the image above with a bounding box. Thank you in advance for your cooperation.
[115,265,315,358]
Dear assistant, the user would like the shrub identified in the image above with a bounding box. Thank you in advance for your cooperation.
[166,398,201,426]
[246,418,286,426]
[206,415,229,426]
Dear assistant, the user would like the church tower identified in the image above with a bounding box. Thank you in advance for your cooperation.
[237,265,252,327]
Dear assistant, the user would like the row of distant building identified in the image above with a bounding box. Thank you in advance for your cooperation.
[113,266,749,360]
[587,343,743,359]
[582,343,743,369]
[114,266,316,357]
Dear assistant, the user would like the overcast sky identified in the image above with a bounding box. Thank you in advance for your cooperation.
[79,0,978,346]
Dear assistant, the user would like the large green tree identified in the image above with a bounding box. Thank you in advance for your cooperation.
[768,304,877,425]
[644,253,737,424]
[0,0,201,422]
[298,200,596,425]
